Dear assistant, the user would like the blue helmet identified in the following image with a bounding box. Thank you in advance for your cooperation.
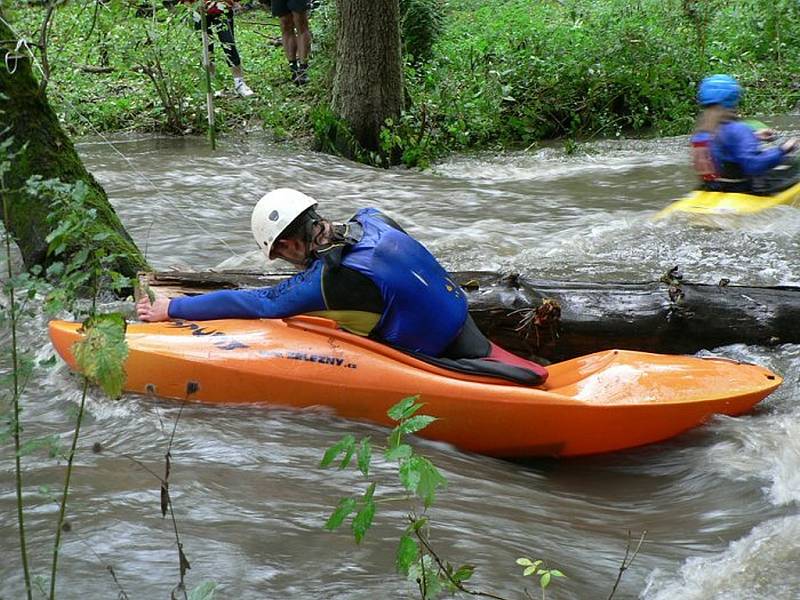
[697,74,741,108]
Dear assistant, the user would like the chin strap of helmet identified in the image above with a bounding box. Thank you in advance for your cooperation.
[308,220,365,269]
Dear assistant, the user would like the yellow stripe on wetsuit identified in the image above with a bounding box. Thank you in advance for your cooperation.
[307,310,381,337]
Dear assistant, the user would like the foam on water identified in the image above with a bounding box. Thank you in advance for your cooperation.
[643,515,800,600]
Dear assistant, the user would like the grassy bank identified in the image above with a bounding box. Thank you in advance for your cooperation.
[395,0,800,163]
[9,0,800,166]
[11,1,325,140]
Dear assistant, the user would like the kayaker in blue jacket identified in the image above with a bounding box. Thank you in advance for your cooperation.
[691,74,798,194]
[137,188,468,357]
[138,188,549,383]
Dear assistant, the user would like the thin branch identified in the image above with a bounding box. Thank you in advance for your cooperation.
[411,517,512,600]
[37,0,61,93]
[78,64,114,73]
[85,0,101,44]
[607,530,647,600]
[164,396,190,600]
[75,538,131,600]
[120,452,163,481]
[49,377,90,600]
[3,174,33,599]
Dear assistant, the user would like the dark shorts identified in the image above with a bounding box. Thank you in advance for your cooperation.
[271,0,309,17]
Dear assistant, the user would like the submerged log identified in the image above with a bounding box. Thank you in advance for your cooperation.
[144,270,800,362]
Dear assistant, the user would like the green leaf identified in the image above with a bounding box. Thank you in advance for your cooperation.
[38,355,57,367]
[540,571,551,589]
[408,516,428,533]
[398,455,447,506]
[408,556,443,600]
[45,220,74,246]
[357,437,371,476]
[399,457,422,493]
[523,566,537,576]
[17,435,60,458]
[415,456,447,508]
[452,565,474,583]
[384,443,413,461]
[516,558,533,566]
[551,570,566,577]
[395,534,418,574]
[71,247,90,270]
[387,395,423,421]
[187,581,217,600]
[352,483,376,543]
[0,428,11,446]
[339,439,356,470]
[324,497,357,531]
[320,434,356,468]
[399,415,437,435]
[72,313,128,398]
[387,426,403,450]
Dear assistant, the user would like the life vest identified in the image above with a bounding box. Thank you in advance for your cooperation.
[319,209,469,357]
[691,131,718,182]
[691,128,751,192]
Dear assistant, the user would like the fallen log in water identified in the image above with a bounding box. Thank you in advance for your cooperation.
[144,269,800,362]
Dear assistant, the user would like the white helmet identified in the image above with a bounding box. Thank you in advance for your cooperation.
[251,188,318,260]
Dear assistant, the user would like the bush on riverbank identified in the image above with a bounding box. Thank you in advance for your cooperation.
[10,0,800,166]
[387,0,800,164]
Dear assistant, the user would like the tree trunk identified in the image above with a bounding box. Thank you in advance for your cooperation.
[0,13,147,277]
[143,270,800,362]
[331,0,403,156]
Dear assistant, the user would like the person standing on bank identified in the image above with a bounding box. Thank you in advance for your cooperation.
[190,0,255,97]
[271,0,311,85]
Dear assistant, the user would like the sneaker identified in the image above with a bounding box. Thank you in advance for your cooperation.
[234,80,255,97]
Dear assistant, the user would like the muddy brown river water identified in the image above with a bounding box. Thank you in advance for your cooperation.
[2,121,800,599]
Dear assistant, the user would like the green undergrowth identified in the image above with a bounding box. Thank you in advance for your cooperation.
[9,0,800,167]
[391,0,800,164]
[10,1,324,140]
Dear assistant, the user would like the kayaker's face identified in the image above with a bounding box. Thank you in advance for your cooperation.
[272,238,310,269]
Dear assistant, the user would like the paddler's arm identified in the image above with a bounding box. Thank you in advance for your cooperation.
[727,122,789,176]
[138,262,327,322]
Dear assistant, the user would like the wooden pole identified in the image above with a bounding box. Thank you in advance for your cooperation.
[199,5,216,150]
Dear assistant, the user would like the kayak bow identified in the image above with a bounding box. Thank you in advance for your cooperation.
[656,181,800,219]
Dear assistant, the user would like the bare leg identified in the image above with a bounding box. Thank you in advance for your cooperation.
[280,14,297,62]
[293,11,311,64]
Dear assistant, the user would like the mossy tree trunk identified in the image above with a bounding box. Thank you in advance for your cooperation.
[0,14,147,277]
[332,0,403,158]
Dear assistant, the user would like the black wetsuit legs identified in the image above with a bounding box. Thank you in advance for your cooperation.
[199,10,241,68]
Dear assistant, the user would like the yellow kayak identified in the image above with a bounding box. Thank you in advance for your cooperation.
[656,180,800,218]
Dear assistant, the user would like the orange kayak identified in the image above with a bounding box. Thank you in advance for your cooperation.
[48,316,782,457]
